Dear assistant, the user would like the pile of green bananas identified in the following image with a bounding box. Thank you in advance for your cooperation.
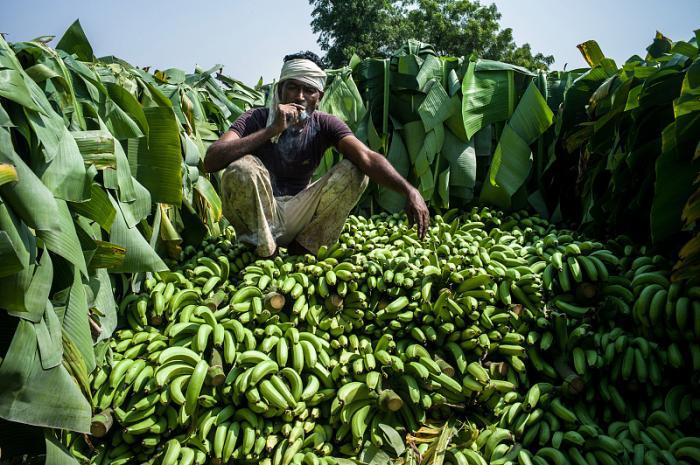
[68,207,699,465]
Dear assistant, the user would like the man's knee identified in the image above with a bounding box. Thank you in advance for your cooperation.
[334,159,369,189]
[224,155,261,179]
[222,156,267,191]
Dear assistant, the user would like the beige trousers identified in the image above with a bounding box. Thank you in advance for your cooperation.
[221,155,369,256]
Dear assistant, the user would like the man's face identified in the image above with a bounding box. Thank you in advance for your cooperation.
[279,79,323,113]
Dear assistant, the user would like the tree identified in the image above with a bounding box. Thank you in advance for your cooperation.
[309,0,554,70]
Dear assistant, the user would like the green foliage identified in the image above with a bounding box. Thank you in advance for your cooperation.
[0,19,263,439]
[308,0,554,70]
[541,32,700,280]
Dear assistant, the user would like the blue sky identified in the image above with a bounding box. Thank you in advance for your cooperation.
[3,0,698,86]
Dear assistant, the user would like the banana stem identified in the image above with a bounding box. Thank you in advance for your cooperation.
[324,294,344,312]
[379,389,403,412]
[205,290,228,310]
[554,355,584,395]
[264,292,286,312]
[90,408,114,437]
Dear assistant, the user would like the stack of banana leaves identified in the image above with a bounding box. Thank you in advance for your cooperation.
[0,19,262,456]
[316,32,699,283]
[542,34,700,282]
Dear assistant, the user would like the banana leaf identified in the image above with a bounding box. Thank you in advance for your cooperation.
[441,128,476,201]
[461,61,516,140]
[320,69,366,131]
[126,106,183,206]
[0,199,36,312]
[0,230,25,279]
[0,198,32,279]
[416,55,444,91]
[91,268,118,342]
[102,130,137,203]
[55,20,94,62]
[480,83,553,208]
[377,131,410,213]
[60,267,95,373]
[87,241,127,269]
[650,112,700,243]
[577,40,607,67]
[39,198,88,277]
[418,79,454,131]
[0,37,42,112]
[437,165,450,208]
[158,205,183,257]
[0,319,91,432]
[195,176,223,222]
[72,130,117,169]
[29,125,94,202]
[444,94,468,141]
[45,429,80,465]
[355,109,383,152]
[102,91,145,140]
[675,59,700,117]
[402,120,426,164]
[0,102,12,127]
[6,247,53,323]
[68,183,116,232]
[117,173,152,229]
[34,301,63,370]
[107,193,167,273]
[182,133,203,166]
[646,31,673,59]
[12,40,86,131]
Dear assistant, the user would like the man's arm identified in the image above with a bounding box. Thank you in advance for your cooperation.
[203,128,275,173]
[203,103,306,173]
[338,135,430,238]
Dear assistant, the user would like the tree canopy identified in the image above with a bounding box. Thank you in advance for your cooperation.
[309,0,555,70]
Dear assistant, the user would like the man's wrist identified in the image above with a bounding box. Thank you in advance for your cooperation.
[269,123,287,138]
[403,182,418,198]
[264,125,280,138]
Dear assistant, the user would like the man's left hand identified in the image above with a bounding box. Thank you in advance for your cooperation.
[406,188,430,239]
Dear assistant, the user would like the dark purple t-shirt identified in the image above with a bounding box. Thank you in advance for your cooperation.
[229,108,353,196]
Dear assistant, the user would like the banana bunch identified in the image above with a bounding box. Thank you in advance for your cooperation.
[493,386,636,465]
[79,207,700,465]
[592,330,665,387]
[601,413,700,465]
[539,239,616,295]
[628,264,700,341]
[229,328,333,420]
[328,380,401,452]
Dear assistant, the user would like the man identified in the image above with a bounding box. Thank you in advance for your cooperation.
[204,52,429,257]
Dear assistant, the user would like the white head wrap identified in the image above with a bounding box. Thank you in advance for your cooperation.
[266,58,327,141]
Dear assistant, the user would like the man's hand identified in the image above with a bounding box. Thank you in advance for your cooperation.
[271,103,306,135]
[406,187,430,239]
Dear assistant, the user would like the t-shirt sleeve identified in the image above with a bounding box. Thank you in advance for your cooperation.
[229,108,266,137]
[321,113,354,146]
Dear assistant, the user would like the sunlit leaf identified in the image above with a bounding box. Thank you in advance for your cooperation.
[126,106,183,205]
[68,183,116,232]
[55,19,94,62]
[577,40,606,67]
[418,79,453,131]
[88,241,127,269]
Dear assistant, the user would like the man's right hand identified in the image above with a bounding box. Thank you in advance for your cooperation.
[271,103,306,135]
